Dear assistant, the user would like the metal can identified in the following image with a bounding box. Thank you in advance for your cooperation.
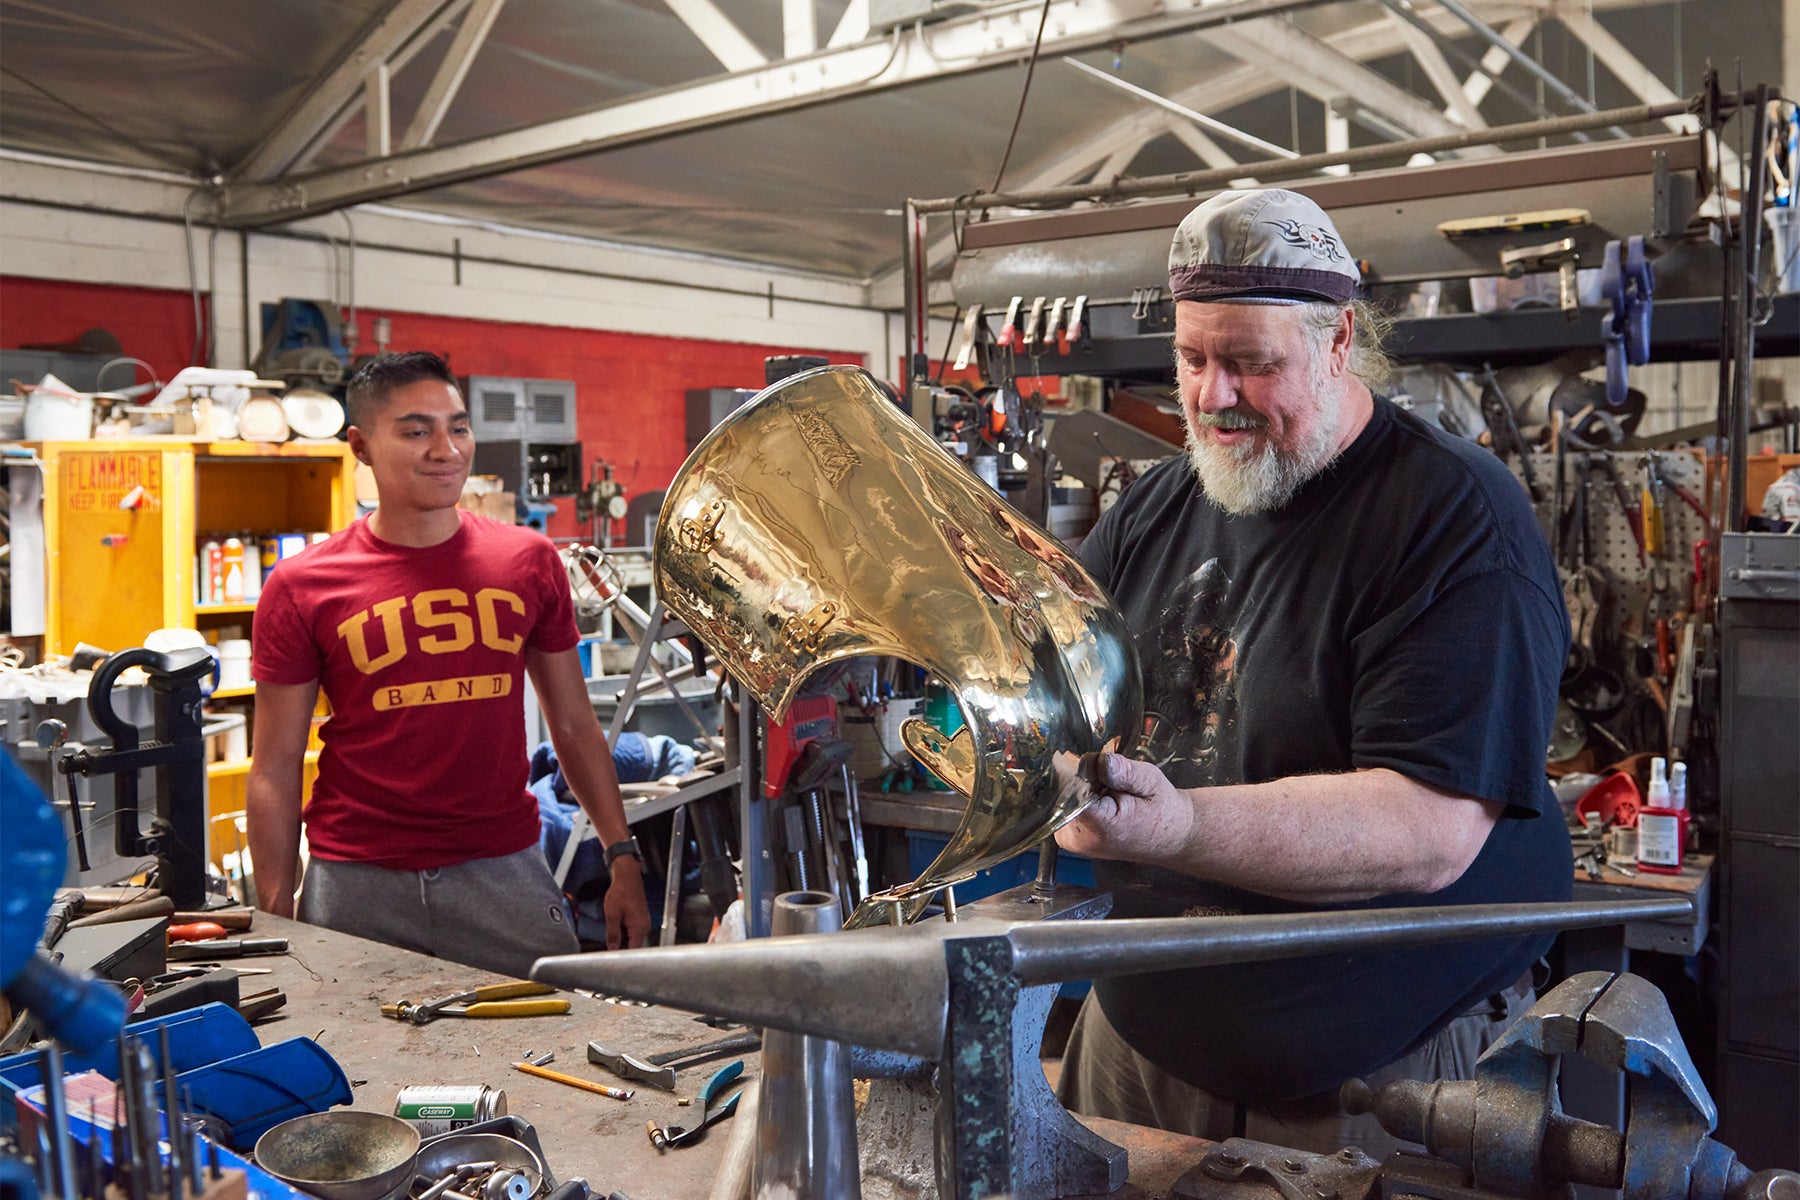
[393,1085,507,1137]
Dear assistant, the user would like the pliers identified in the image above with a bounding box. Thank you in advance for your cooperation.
[661,1061,747,1148]
[381,981,570,1025]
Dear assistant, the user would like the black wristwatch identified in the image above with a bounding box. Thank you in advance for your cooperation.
[602,836,643,868]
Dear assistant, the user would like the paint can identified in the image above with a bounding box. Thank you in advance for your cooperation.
[392,1085,507,1137]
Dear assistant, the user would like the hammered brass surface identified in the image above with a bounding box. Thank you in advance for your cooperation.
[653,366,1143,929]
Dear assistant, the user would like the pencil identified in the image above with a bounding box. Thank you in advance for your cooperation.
[513,1059,635,1100]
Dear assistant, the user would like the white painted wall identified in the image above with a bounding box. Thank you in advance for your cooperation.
[0,153,909,371]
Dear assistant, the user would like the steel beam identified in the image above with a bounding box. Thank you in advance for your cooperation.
[826,0,871,48]
[784,0,818,58]
[1063,58,1297,160]
[1164,118,1247,173]
[1464,17,1534,107]
[219,0,1331,227]
[401,0,508,150]
[663,0,769,71]
[365,64,392,158]
[1205,18,1495,154]
[1383,9,1489,127]
[236,0,461,180]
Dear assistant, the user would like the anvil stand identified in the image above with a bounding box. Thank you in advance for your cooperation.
[62,646,214,910]
[855,881,1129,1200]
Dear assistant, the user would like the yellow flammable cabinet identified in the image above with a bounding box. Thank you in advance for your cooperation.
[32,439,356,861]
[35,440,355,655]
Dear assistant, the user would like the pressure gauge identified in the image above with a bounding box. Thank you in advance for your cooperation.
[606,494,629,520]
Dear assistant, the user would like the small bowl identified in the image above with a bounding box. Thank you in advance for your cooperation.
[416,1132,546,1193]
[255,1111,421,1200]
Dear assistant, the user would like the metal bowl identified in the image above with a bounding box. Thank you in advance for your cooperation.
[415,1132,546,1194]
[255,1111,421,1200]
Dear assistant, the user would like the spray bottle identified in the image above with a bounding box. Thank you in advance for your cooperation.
[1637,756,1687,875]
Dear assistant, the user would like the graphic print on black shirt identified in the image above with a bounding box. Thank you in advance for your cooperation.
[1144,557,1240,776]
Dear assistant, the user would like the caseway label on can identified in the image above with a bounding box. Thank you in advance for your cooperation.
[1637,812,1682,868]
[393,1085,506,1136]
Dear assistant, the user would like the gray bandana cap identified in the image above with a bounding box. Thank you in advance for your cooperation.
[1168,188,1361,304]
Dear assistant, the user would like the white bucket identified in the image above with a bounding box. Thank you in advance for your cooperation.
[218,639,253,689]
[23,390,94,440]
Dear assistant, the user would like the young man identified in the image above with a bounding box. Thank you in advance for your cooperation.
[1054,190,1571,1153]
[246,352,649,977]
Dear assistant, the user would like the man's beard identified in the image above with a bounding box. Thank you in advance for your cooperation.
[1184,373,1341,516]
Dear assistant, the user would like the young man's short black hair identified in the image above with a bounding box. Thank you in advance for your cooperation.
[345,351,458,428]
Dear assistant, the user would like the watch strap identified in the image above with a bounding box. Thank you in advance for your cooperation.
[602,836,643,868]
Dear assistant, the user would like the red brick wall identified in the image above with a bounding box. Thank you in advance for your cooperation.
[2,276,865,539]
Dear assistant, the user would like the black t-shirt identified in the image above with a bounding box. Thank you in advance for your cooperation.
[1078,396,1573,1102]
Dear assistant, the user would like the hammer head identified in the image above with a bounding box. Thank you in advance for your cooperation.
[587,1041,677,1091]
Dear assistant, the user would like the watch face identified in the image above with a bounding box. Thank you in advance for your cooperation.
[606,495,629,519]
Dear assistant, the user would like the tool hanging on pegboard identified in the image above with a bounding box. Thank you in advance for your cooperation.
[1513,447,1713,764]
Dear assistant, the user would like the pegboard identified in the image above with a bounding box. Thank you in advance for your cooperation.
[1511,448,1710,632]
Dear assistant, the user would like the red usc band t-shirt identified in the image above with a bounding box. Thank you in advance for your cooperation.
[252,511,578,870]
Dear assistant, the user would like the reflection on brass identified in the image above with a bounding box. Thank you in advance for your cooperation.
[654,366,1143,929]
[676,499,727,553]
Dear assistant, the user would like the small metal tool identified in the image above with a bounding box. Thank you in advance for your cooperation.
[382,981,569,1024]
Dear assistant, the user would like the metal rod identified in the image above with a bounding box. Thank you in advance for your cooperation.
[840,765,870,906]
[1365,0,1573,133]
[1005,896,1695,985]
[1429,0,1618,127]
[41,1044,76,1200]
[1727,85,1775,531]
[660,803,688,948]
[1062,59,1299,159]
[915,99,1695,213]
[161,1026,183,1199]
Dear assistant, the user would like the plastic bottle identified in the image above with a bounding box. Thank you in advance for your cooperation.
[1637,756,1684,875]
[221,537,245,603]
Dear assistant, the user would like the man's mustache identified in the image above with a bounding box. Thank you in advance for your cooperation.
[1190,408,1267,431]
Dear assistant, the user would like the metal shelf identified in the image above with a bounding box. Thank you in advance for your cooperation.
[1035,293,1797,379]
[1387,293,1800,366]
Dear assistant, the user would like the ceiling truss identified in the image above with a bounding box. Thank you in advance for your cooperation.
[215,0,1707,294]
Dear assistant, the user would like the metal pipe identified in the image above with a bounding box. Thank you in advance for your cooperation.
[1727,86,1775,531]
[914,99,1694,213]
[753,892,861,1200]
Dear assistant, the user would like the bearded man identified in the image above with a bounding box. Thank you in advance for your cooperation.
[1053,189,1573,1155]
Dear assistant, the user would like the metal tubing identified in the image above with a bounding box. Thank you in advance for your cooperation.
[915,100,1694,213]
[752,892,861,1200]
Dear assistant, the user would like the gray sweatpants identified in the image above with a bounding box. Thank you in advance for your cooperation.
[1057,978,1534,1158]
[297,846,579,980]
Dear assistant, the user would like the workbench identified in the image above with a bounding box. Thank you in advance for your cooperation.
[240,915,1214,1199]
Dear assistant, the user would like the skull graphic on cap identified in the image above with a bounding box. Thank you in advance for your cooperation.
[1265,217,1346,263]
